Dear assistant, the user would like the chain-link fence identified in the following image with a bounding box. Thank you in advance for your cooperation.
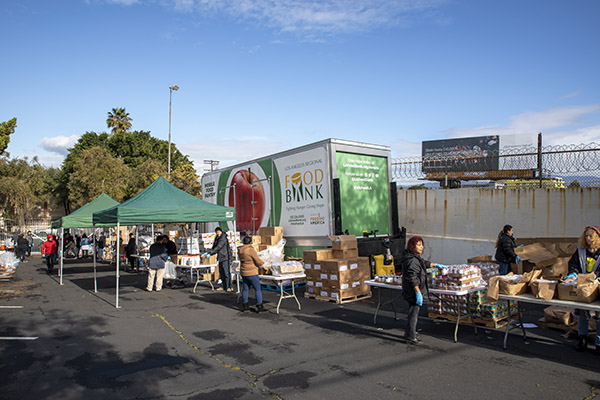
[392,142,600,188]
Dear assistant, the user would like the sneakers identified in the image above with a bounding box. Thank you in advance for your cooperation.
[146,288,153,292]
[255,304,266,313]
[405,337,422,345]
[226,288,234,292]
[215,288,224,292]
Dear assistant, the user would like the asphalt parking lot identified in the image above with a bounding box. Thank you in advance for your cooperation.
[1,256,599,400]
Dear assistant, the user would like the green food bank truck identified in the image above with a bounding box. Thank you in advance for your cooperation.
[201,138,401,258]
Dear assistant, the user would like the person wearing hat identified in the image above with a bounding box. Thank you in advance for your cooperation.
[565,225,600,353]
[41,234,58,274]
[204,227,233,292]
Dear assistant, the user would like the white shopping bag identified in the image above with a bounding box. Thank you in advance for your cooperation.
[164,261,177,280]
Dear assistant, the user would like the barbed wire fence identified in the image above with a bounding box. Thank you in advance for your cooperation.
[392,142,600,188]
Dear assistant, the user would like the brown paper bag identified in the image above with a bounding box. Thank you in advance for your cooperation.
[557,273,599,303]
[487,270,540,302]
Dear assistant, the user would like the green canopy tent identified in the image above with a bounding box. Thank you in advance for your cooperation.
[92,177,236,308]
[50,193,119,287]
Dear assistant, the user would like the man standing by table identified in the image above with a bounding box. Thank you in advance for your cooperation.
[207,227,233,292]
[147,235,168,292]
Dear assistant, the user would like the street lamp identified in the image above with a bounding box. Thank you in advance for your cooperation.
[168,84,179,178]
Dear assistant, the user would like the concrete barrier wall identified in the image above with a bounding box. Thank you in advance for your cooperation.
[397,188,600,264]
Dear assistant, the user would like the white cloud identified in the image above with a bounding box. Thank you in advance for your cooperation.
[167,0,446,35]
[39,135,79,156]
[389,139,422,158]
[182,137,284,172]
[445,105,600,144]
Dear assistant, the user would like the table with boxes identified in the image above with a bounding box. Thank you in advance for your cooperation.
[303,235,372,304]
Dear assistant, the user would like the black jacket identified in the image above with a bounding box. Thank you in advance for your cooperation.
[401,252,430,304]
[209,233,232,262]
[568,247,600,277]
[17,237,30,250]
[125,238,137,256]
[495,233,517,264]
[98,236,106,249]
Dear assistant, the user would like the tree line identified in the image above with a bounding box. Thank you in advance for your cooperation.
[0,108,201,227]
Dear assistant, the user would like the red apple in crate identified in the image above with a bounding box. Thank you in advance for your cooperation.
[229,170,265,232]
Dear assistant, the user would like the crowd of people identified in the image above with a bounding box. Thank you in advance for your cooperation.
[10,221,600,351]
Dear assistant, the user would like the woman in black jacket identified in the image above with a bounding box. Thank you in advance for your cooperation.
[402,236,444,344]
[565,225,600,353]
[494,224,519,275]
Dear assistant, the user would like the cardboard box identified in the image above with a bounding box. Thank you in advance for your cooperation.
[320,259,349,273]
[303,249,333,262]
[328,235,358,250]
[250,236,262,245]
[332,248,359,259]
[557,273,599,303]
[261,235,283,246]
[258,245,269,251]
[201,254,217,265]
[258,226,284,237]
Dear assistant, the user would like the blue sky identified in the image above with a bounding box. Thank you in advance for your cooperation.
[2,0,600,170]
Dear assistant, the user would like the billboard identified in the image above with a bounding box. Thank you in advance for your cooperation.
[335,152,390,236]
[422,136,499,173]
[202,146,330,237]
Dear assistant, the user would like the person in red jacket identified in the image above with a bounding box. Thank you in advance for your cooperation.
[41,234,58,274]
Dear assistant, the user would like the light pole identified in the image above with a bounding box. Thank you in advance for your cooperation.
[168,84,179,178]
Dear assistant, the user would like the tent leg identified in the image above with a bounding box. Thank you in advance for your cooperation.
[116,222,120,309]
[233,220,240,294]
[93,224,97,293]
[151,224,154,239]
[60,228,64,285]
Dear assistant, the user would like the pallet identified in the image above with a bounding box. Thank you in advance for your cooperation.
[304,291,372,304]
[261,282,306,292]
[428,312,509,329]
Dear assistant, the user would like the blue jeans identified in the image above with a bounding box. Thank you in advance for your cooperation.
[219,260,232,290]
[17,248,26,261]
[498,262,512,275]
[241,275,263,305]
[577,310,600,345]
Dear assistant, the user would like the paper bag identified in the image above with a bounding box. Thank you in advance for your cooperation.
[557,273,599,303]
[531,279,558,301]
[487,270,540,302]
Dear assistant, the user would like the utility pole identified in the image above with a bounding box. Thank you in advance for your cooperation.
[204,160,219,172]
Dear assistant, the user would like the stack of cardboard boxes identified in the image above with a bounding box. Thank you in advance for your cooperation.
[303,235,371,303]
[252,226,284,252]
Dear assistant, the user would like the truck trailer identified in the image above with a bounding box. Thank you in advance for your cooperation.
[201,138,402,258]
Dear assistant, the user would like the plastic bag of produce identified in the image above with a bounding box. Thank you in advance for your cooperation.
[164,261,177,280]
[258,239,286,264]
[267,261,304,277]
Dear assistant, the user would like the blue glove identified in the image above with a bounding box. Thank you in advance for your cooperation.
[202,252,210,258]
[564,272,577,280]
[434,264,449,269]
[516,244,524,248]
[415,292,423,306]
[516,256,522,263]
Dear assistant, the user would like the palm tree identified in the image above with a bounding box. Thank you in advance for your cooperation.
[106,108,133,134]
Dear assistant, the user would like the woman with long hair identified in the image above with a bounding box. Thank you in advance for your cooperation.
[494,224,520,275]
[565,225,600,353]
[401,236,446,344]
